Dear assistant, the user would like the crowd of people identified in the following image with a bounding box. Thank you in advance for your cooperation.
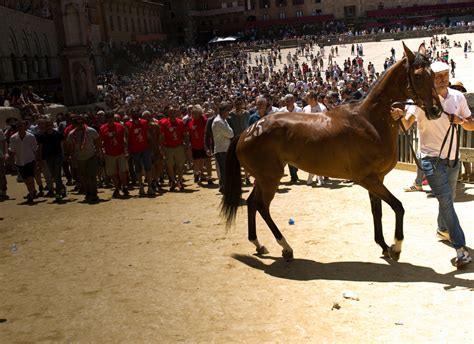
[1,33,472,203]
[1,29,473,267]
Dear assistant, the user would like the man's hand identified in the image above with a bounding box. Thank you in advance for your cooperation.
[449,115,464,125]
[390,107,404,121]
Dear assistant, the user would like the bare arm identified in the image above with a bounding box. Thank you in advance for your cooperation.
[390,108,416,130]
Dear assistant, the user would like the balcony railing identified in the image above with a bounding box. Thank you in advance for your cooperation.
[189,6,245,17]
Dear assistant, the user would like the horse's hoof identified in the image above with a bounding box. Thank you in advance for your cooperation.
[389,245,401,261]
[382,250,390,258]
[282,249,294,262]
[256,246,269,255]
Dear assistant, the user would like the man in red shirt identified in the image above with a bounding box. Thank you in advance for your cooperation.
[125,109,155,196]
[99,111,129,198]
[160,106,187,191]
[187,105,213,185]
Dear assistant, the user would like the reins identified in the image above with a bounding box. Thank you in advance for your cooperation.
[391,101,459,171]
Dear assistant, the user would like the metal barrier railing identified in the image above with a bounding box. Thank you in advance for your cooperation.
[397,125,474,164]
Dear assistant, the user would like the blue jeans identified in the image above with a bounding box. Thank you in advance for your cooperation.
[421,157,464,249]
[45,155,64,194]
[415,154,424,185]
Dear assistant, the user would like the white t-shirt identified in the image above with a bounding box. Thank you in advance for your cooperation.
[303,103,328,113]
[279,105,303,113]
[406,88,471,160]
[9,131,38,166]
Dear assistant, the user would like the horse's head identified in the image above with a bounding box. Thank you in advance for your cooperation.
[403,42,442,120]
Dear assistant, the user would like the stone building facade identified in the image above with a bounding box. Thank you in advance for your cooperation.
[0,4,60,85]
[99,0,165,46]
[163,0,474,44]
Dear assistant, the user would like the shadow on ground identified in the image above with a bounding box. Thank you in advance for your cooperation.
[232,254,474,289]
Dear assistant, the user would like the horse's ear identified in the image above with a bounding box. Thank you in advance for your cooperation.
[418,43,427,56]
[403,42,415,64]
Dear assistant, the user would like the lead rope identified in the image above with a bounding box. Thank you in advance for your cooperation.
[435,113,459,169]
[391,102,458,171]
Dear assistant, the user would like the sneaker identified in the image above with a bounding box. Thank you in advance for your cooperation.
[45,190,55,198]
[112,189,121,198]
[122,187,129,196]
[170,182,177,192]
[436,229,451,242]
[403,183,423,192]
[454,248,472,269]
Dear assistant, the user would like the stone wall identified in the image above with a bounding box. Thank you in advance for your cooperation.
[0,6,60,83]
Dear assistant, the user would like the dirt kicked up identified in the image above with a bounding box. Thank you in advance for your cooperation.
[0,167,473,342]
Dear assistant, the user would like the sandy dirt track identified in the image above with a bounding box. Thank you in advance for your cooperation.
[0,168,473,342]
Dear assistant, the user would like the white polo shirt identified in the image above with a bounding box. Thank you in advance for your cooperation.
[406,88,471,160]
[9,131,37,166]
[303,103,328,113]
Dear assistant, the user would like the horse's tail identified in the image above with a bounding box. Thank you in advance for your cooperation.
[220,134,242,228]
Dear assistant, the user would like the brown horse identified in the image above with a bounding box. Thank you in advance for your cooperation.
[221,43,442,261]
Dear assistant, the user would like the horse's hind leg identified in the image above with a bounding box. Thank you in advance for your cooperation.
[255,179,294,261]
[360,175,405,261]
[369,192,390,257]
[247,187,269,255]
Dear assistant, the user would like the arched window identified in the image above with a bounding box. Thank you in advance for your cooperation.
[22,54,29,78]
[10,54,19,80]
[33,55,39,74]
[45,55,51,78]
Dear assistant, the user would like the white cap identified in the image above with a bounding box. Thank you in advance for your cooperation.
[430,61,449,73]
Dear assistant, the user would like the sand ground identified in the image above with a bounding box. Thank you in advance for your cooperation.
[1,31,474,343]
[0,167,473,342]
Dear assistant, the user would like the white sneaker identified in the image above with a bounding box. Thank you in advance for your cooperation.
[454,248,472,269]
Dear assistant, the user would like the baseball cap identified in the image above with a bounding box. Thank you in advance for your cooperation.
[430,61,449,73]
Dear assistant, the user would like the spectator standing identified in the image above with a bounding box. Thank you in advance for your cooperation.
[8,121,38,203]
[228,97,251,185]
[37,118,65,201]
[303,91,328,186]
[212,102,234,193]
[100,112,129,198]
[279,94,302,183]
[160,107,187,191]
[187,105,213,185]
[126,110,155,196]
[67,115,102,203]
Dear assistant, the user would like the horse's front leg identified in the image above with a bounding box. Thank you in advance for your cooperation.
[369,192,389,257]
[360,175,405,261]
